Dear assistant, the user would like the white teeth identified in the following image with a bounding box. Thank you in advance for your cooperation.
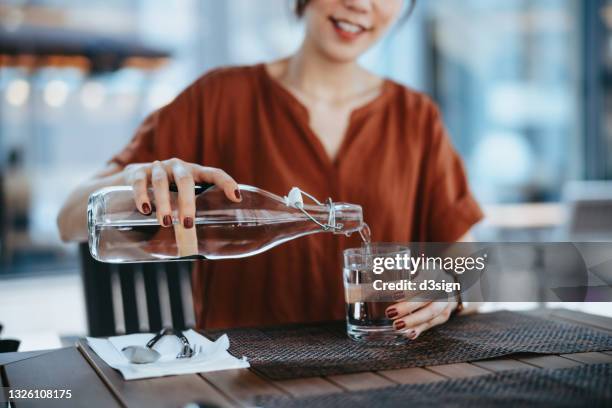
[336,21,362,34]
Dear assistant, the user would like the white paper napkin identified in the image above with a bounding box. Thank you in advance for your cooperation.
[87,329,249,380]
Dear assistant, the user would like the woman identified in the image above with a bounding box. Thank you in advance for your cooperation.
[58,0,483,339]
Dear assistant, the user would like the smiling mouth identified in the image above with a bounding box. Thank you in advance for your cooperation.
[329,17,370,37]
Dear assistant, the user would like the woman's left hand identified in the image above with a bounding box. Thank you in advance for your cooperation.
[385,300,457,340]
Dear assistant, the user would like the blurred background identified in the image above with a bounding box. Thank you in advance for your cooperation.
[1,0,611,350]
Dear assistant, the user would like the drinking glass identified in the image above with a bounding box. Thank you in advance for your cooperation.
[343,243,412,344]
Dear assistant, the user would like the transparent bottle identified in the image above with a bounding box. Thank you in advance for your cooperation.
[88,184,364,263]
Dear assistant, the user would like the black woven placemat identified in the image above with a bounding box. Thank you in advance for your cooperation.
[205,311,612,380]
[257,363,612,408]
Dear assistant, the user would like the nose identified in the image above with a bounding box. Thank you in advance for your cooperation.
[343,0,372,13]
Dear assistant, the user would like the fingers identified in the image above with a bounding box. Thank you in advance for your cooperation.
[126,165,152,215]
[385,300,430,320]
[193,166,242,203]
[391,301,450,338]
[151,161,173,227]
[408,308,451,340]
[171,161,196,229]
[408,303,455,340]
[125,159,240,225]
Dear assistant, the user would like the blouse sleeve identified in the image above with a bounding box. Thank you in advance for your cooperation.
[109,82,203,167]
[423,103,483,242]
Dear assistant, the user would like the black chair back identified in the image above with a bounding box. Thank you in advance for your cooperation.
[79,243,195,337]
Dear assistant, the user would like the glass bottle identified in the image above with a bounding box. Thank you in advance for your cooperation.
[88,184,364,263]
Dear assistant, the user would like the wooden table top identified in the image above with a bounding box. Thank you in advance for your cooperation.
[2,308,612,408]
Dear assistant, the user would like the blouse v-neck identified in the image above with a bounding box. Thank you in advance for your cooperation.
[257,63,394,168]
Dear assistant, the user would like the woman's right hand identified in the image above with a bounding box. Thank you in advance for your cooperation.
[122,158,242,229]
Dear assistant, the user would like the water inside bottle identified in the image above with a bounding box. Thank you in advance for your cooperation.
[92,210,336,262]
[92,204,365,262]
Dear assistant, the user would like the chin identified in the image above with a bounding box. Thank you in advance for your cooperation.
[315,41,371,64]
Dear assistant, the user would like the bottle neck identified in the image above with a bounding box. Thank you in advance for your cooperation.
[299,202,363,235]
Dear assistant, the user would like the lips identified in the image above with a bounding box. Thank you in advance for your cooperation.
[329,17,370,40]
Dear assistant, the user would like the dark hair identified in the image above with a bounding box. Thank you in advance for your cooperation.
[295,0,417,23]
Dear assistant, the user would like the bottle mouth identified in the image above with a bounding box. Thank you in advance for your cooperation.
[331,203,364,234]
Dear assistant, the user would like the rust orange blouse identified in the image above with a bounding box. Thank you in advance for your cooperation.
[110,64,483,330]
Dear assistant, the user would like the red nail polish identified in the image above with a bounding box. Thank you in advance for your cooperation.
[386,308,398,319]
[183,217,194,229]
[163,215,172,227]
[408,330,417,339]
[141,203,151,214]
[234,189,241,200]
[394,321,406,330]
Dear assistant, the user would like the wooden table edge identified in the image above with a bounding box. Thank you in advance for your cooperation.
[76,340,130,408]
